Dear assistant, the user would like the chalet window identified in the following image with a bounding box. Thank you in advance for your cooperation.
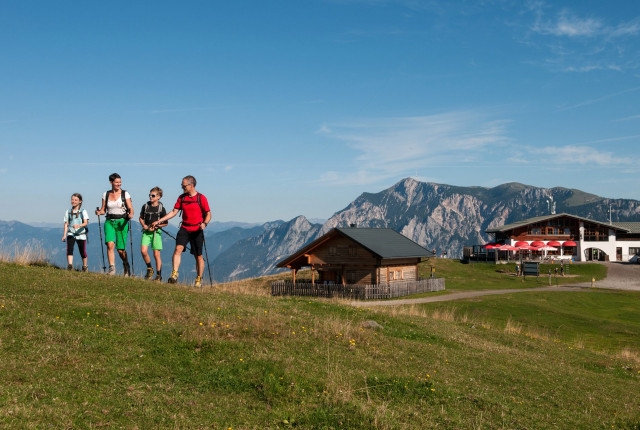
[583,224,609,242]
[349,246,357,256]
[563,228,571,235]
[529,227,542,235]
[388,270,403,281]
[630,248,640,256]
[329,246,337,256]
[546,227,559,235]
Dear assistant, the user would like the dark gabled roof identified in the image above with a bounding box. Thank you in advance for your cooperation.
[486,213,631,234]
[335,227,431,259]
[276,227,430,268]
[611,222,640,234]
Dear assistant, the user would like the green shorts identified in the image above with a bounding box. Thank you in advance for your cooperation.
[141,230,163,250]
[104,218,129,250]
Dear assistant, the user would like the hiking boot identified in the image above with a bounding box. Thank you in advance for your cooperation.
[167,270,179,284]
[144,267,154,280]
[82,265,88,272]
[123,261,131,277]
[194,276,202,288]
[67,264,73,271]
[108,265,116,276]
[154,274,162,282]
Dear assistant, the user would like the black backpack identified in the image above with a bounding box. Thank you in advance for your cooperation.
[142,201,165,226]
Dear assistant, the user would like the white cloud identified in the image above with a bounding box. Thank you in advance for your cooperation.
[556,86,640,111]
[614,114,640,122]
[609,19,640,38]
[533,9,638,39]
[317,111,511,185]
[535,145,632,166]
[543,11,602,37]
[528,4,640,73]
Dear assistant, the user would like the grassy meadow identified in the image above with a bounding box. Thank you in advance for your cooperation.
[0,259,639,429]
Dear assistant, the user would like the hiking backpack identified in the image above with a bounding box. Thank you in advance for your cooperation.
[178,193,206,227]
[142,201,165,226]
[105,189,131,218]
[68,209,89,239]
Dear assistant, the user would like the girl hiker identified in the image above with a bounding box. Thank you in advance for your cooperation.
[95,173,134,276]
[139,186,167,281]
[62,193,89,272]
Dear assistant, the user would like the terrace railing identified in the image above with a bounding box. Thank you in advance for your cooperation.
[271,278,445,300]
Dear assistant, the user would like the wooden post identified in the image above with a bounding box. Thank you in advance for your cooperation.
[292,269,297,286]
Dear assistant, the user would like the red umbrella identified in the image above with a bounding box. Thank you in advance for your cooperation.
[537,246,558,251]
[498,245,519,251]
[563,241,577,247]
[547,241,561,247]
[518,244,538,250]
[514,241,528,247]
[484,243,501,249]
[531,241,546,247]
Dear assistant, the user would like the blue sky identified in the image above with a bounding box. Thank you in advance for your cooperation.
[1,0,639,224]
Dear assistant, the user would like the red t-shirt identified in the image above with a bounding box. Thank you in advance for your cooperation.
[174,193,211,231]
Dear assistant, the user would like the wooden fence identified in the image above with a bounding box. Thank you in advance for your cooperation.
[271,278,445,300]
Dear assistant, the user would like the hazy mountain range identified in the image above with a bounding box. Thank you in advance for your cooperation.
[3,178,640,281]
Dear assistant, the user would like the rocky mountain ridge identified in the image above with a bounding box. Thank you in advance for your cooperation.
[210,178,640,280]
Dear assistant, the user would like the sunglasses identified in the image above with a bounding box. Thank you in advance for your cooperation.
[181,184,190,188]
[149,194,157,198]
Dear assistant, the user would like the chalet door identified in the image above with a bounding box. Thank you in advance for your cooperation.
[322,270,337,283]
[617,247,622,261]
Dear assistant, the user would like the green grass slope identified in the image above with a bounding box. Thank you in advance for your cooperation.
[1,262,639,429]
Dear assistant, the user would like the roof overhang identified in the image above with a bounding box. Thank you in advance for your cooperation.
[486,213,631,234]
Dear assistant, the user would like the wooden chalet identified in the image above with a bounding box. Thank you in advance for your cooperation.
[276,227,431,285]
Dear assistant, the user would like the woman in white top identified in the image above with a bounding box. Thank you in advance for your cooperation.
[62,193,89,271]
[95,173,134,276]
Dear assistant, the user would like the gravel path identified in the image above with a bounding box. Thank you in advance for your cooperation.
[578,262,640,291]
[352,262,640,307]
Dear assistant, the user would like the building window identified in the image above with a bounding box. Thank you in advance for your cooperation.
[630,248,640,256]
[349,246,357,256]
[329,246,337,256]
[583,224,609,242]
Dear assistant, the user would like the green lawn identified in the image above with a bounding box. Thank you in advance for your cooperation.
[1,262,639,429]
[418,257,607,290]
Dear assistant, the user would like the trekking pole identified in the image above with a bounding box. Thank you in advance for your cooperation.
[128,218,135,277]
[158,227,191,252]
[203,234,213,287]
[96,208,106,273]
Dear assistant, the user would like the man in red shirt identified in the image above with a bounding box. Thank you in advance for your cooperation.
[153,175,211,287]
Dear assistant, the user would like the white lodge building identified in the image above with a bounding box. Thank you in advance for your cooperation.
[485,213,640,262]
